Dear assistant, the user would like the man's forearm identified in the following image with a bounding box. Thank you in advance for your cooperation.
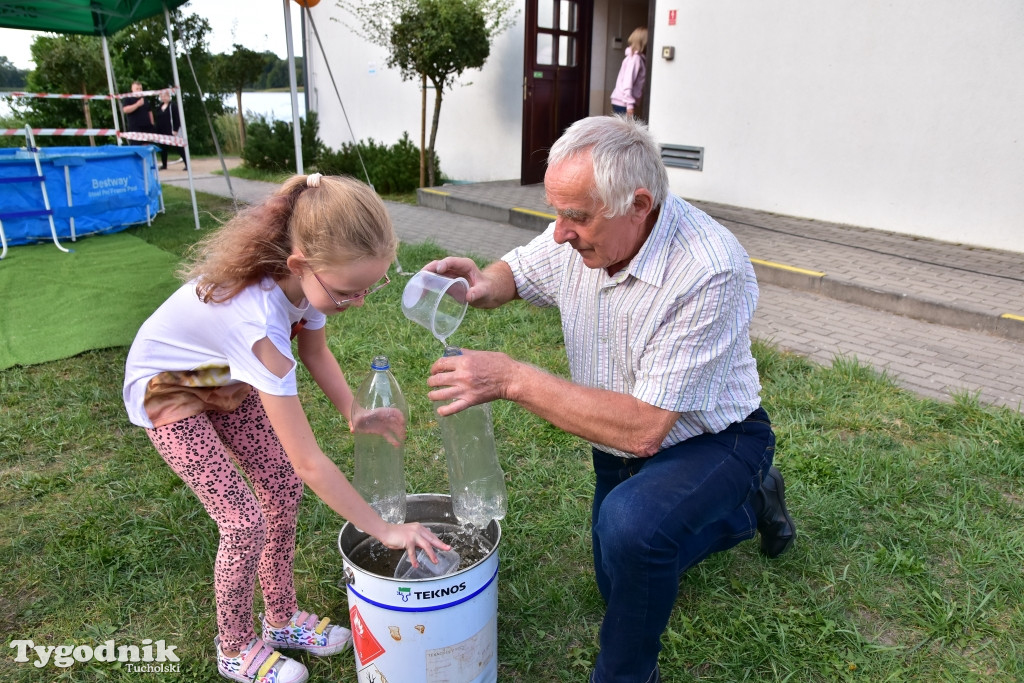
[507,362,677,457]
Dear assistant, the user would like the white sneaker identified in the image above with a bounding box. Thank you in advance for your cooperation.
[216,636,309,683]
[261,610,352,656]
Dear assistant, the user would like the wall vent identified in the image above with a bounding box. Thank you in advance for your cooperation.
[661,144,703,171]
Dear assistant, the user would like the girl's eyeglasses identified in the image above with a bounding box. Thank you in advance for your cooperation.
[311,271,390,309]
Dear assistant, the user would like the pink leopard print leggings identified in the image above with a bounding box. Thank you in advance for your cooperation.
[147,390,303,652]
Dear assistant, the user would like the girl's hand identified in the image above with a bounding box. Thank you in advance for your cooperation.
[379,522,452,568]
[350,406,407,446]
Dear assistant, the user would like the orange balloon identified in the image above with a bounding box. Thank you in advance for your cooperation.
[293,0,320,6]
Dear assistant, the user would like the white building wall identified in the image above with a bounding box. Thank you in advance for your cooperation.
[649,0,1024,252]
[307,1,1023,252]
[305,3,524,182]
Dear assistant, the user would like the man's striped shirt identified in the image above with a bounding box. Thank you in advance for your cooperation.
[502,194,763,458]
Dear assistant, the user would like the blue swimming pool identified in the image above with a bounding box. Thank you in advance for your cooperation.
[0,144,162,247]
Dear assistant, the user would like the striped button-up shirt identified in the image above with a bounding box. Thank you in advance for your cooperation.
[502,194,763,458]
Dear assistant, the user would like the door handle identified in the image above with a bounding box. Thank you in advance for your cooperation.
[523,76,528,101]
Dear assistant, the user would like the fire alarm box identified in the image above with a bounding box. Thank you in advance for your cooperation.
[662,46,675,60]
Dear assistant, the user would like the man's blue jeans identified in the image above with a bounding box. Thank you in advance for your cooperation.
[589,407,775,683]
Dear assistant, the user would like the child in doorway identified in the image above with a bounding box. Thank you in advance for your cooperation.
[610,27,648,118]
[123,173,450,683]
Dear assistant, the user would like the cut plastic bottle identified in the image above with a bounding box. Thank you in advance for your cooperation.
[434,346,508,529]
[352,355,409,524]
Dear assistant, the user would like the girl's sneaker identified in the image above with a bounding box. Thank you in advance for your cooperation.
[261,610,352,656]
[216,636,308,683]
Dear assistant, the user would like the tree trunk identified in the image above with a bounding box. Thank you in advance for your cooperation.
[420,74,426,188]
[236,89,246,150]
[427,81,444,188]
[82,85,95,147]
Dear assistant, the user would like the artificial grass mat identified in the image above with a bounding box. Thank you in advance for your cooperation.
[0,232,179,370]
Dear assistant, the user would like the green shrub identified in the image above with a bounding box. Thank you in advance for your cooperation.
[241,111,323,173]
[316,132,442,194]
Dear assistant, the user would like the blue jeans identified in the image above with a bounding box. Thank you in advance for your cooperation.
[589,407,775,683]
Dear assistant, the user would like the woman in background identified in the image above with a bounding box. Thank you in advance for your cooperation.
[155,89,186,171]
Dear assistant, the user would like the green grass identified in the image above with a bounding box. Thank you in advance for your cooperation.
[2,187,1023,681]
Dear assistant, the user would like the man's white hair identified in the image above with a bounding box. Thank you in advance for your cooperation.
[547,115,669,218]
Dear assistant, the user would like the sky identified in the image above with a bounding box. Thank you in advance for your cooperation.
[0,0,305,70]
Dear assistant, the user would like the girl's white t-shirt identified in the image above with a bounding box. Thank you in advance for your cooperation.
[123,278,326,429]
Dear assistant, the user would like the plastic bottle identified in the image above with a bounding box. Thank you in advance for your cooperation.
[352,355,409,524]
[435,346,508,528]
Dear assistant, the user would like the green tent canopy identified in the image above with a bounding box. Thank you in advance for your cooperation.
[0,0,190,36]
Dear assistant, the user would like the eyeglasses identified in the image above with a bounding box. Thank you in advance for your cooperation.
[310,271,390,309]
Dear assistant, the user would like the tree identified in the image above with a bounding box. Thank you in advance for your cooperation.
[212,44,269,150]
[341,0,516,186]
[21,35,108,145]
[0,56,28,88]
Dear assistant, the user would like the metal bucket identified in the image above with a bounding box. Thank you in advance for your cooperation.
[339,493,501,683]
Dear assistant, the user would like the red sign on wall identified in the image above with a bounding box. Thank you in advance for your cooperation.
[669,9,677,26]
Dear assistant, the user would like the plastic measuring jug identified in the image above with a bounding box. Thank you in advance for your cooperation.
[401,271,469,343]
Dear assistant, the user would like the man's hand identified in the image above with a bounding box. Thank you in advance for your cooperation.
[427,348,518,416]
[423,258,516,309]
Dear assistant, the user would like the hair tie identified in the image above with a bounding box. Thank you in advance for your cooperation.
[306,173,323,188]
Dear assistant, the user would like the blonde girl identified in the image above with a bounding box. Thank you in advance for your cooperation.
[610,27,648,117]
[123,174,448,683]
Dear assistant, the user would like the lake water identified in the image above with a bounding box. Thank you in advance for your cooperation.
[222,91,307,122]
[1,90,305,122]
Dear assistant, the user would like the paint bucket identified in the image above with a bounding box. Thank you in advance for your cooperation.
[338,493,501,683]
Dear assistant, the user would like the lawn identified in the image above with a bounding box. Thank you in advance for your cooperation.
[1,186,1022,681]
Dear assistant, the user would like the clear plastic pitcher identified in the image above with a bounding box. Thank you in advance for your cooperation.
[401,271,469,344]
[394,547,462,580]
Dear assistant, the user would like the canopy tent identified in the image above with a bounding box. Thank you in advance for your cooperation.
[0,0,188,34]
[0,1,308,235]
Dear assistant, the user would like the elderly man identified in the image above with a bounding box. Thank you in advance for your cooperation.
[426,115,796,683]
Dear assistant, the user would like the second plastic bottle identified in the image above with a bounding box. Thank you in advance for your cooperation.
[352,355,409,524]
[435,346,508,528]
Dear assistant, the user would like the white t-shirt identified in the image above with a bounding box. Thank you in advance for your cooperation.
[123,277,326,428]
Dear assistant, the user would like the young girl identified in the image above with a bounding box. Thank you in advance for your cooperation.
[609,27,648,118]
[123,173,449,683]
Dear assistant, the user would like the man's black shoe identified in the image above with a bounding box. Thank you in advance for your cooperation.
[754,466,796,558]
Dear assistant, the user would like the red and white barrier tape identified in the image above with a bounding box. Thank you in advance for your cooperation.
[4,88,178,101]
[0,128,119,136]
[0,129,185,146]
[119,131,186,146]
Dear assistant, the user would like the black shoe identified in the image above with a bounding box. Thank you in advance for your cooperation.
[160,165,167,170]
[754,466,796,558]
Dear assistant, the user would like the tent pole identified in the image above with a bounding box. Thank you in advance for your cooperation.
[101,35,123,146]
[164,6,201,231]
[183,51,239,210]
[283,0,304,175]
